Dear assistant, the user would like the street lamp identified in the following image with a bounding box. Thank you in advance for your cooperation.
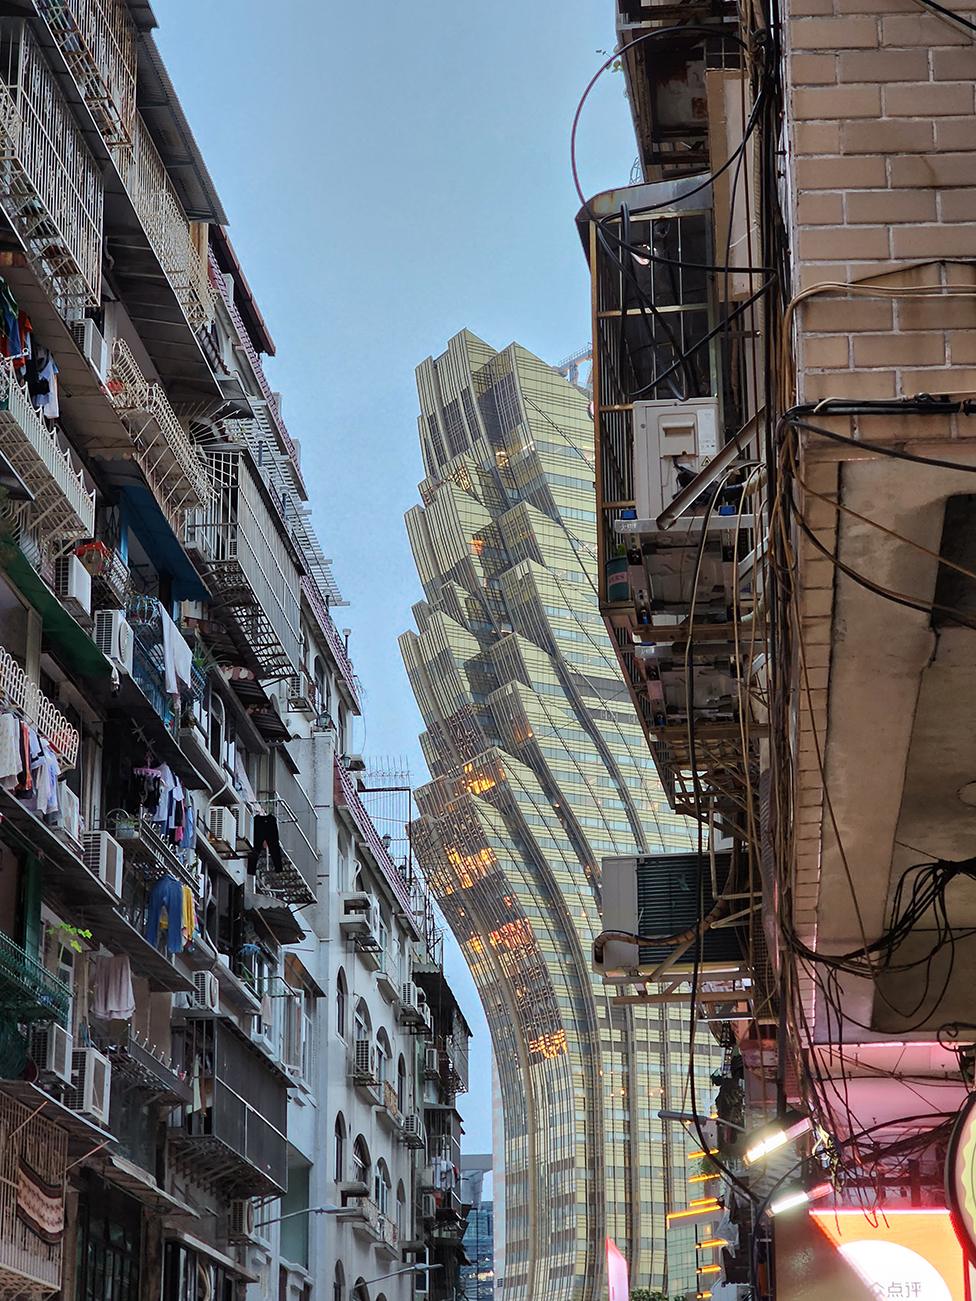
[359,1265,444,1288]
[255,1204,343,1230]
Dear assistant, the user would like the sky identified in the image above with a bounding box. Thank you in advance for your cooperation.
[156,0,637,1154]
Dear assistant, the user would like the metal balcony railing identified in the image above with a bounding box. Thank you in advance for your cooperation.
[0,20,103,315]
[108,338,211,523]
[0,645,78,766]
[0,1093,68,1293]
[0,930,71,1027]
[0,362,95,547]
[334,759,414,915]
[122,115,211,329]
[187,449,303,677]
[36,0,137,153]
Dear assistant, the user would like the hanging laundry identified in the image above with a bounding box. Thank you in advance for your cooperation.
[233,752,257,806]
[92,953,135,1021]
[160,606,193,697]
[181,885,196,949]
[247,814,284,876]
[31,736,60,825]
[14,310,31,375]
[145,874,186,954]
[0,711,21,786]
[28,345,59,420]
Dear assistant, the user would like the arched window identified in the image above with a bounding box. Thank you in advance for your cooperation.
[376,1028,392,1087]
[352,1281,369,1301]
[397,1054,407,1113]
[334,1113,346,1182]
[395,1181,406,1237]
[352,1136,370,1188]
[374,1159,391,1215]
[333,1263,345,1301]
[336,968,347,1039]
[354,999,371,1043]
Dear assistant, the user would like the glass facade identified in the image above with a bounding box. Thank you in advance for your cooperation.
[400,332,722,1301]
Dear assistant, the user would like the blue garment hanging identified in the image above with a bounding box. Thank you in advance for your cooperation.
[145,873,185,954]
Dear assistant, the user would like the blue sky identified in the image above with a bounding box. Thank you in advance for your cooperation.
[156,0,636,1154]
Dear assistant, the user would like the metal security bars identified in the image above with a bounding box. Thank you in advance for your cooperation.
[0,360,95,546]
[108,337,210,522]
[0,1092,68,1296]
[0,20,103,315]
[122,115,211,328]
[188,449,302,677]
[35,0,136,153]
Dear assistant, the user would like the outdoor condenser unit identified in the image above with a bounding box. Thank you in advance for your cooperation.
[595,850,740,977]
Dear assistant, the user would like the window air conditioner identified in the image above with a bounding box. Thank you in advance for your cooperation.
[191,970,220,1012]
[55,553,92,619]
[595,851,739,976]
[401,1114,426,1148]
[60,785,81,846]
[226,1198,263,1246]
[400,983,421,1014]
[354,1038,377,1081]
[633,397,720,520]
[208,805,237,857]
[29,1023,73,1084]
[70,317,110,383]
[82,831,124,897]
[65,1046,111,1127]
[94,609,134,674]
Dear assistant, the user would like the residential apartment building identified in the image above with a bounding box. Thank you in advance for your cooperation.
[0,7,468,1301]
[578,1,976,1296]
[399,331,723,1301]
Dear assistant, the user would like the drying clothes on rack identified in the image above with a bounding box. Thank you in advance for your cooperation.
[93,953,135,1021]
[31,736,60,824]
[247,814,284,877]
[160,607,193,698]
[0,712,37,798]
[146,873,186,955]
[27,344,59,421]
[233,752,257,807]
[181,885,197,949]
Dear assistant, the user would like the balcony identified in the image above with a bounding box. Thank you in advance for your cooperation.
[0,930,71,1027]
[0,1092,68,1297]
[0,20,103,317]
[107,338,211,527]
[256,755,318,907]
[186,449,303,677]
[378,1080,403,1132]
[97,1023,192,1107]
[120,114,211,330]
[170,1017,288,1197]
[35,0,137,154]
[334,759,415,919]
[0,645,78,767]
[375,952,399,1003]
[0,362,95,547]
[107,811,201,896]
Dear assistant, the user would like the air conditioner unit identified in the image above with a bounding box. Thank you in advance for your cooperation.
[60,784,81,846]
[420,1194,437,1220]
[633,397,720,520]
[29,1023,73,1084]
[65,1046,111,1127]
[94,609,134,674]
[190,970,220,1012]
[208,805,237,856]
[595,851,739,977]
[286,673,313,712]
[236,805,255,852]
[401,1114,426,1149]
[70,317,110,383]
[225,1198,263,1246]
[54,553,92,619]
[82,831,124,897]
[342,753,366,773]
[354,1038,377,1081]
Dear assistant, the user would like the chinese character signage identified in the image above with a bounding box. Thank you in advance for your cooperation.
[775,1209,967,1300]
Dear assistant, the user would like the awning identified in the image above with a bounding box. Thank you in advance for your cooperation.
[284,952,325,999]
[167,1230,258,1283]
[100,1155,199,1216]
[119,483,208,602]
[2,547,112,678]
[0,1080,113,1161]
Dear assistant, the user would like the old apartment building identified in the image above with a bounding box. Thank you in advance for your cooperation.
[0,6,469,1301]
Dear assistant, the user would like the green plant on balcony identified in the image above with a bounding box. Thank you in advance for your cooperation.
[46,921,93,954]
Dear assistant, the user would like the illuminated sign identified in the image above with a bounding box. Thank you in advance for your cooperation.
[776,1209,968,1300]
[606,1237,629,1301]
[947,1088,976,1265]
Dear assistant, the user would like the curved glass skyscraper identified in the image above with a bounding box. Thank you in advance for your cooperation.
[400,332,719,1301]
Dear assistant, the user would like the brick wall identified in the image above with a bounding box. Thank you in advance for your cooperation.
[785,0,976,404]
